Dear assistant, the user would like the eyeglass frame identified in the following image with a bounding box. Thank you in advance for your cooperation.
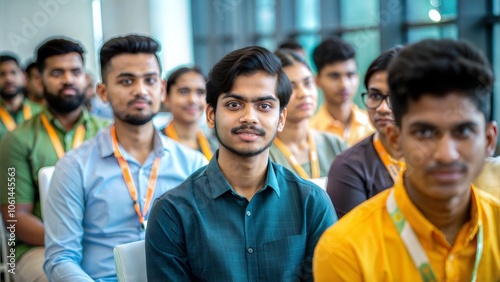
[361,92,392,110]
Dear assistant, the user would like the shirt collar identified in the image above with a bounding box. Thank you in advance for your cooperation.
[42,106,90,132]
[394,170,482,245]
[207,152,281,199]
[99,125,169,159]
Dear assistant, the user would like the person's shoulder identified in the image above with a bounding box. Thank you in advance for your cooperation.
[157,165,208,201]
[1,114,40,145]
[477,188,500,209]
[87,114,112,128]
[332,134,374,164]
[161,134,206,161]
[26,100,44,112]
[322,189,390,242]
[272,162,325,194]
[312,129,346,147]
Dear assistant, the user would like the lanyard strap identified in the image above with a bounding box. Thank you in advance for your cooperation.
[373,133,402,182]
[0,103,32,131]
[111,125,160,229]
[165,122,213,160]
[40,114,85,159]
[386,189,483,282]
[273,131,319,179]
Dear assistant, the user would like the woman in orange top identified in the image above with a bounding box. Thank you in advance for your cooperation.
[163,67,218,159]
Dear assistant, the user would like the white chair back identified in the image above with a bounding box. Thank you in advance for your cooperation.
[38,166,55,218]
[113,240,146,282]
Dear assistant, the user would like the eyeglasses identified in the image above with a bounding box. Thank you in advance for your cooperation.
[361,92,392,110]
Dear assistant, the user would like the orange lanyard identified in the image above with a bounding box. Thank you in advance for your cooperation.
[273,131,320,179]
[373,133,403,182]
[165,122,213,160]
[40,114,85,159]
[0,103,32,131]
[111,125,160,229]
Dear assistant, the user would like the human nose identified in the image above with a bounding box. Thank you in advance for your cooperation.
[239,105,258,124]
[433,133,460,164]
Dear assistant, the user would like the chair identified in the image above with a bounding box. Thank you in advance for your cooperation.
[38,166,55,218]
[113,240,146,282]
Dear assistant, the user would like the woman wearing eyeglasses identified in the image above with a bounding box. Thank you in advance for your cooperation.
[269,49,347,187]
[326,47,403,218]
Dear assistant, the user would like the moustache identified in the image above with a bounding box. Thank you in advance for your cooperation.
[425,162,467,173]
[231,124,265,136]
[128,97,152,106]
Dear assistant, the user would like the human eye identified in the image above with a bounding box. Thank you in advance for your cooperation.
[197,90,207,96]
[119,78,133,86]
[51,69,62,77]
[258,103,273,111]
[452,124,476,139]
[368,93,382,101]
[145,77,157,85]
[305,78,314,87]
[226,101,242,110]
[178,88,189,95]
[413,127,436,140]
[72,69,82,76]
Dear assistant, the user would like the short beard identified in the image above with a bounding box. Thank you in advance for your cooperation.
[44,86,85,114]
[114,112,156,126]
[0,87,24,101]
[214,120,276,158]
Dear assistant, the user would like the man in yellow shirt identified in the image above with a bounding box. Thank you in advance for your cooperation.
[310,38,374,146]
[313,39,499,281]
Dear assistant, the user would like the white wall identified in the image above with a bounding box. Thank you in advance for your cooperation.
[101,0,194,77]
[0,0,97,73]
[0,0,194,78]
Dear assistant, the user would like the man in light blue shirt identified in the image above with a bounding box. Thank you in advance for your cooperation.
[43,35,207,281]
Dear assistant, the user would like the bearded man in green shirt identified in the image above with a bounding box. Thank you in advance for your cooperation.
[0,38,109,282]
[0,54,43,140]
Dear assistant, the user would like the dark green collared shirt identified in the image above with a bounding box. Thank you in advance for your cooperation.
[0,107,110,259]
[0,99,43,140]
[146,155,337,281]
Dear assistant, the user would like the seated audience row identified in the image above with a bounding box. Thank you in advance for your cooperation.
[0,35,497,281]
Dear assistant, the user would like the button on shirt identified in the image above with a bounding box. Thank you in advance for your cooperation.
[313,171,500,281]
[43,127,208,282]
[146,156,337,282]
[0,107,109,260]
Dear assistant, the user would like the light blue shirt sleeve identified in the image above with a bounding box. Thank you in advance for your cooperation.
[43,153,94,282]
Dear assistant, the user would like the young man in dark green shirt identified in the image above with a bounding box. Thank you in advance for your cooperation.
[0,54,43,140]
[0,38,109,282]
[146,46,337,281]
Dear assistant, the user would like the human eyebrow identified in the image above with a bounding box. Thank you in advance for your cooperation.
[116,72,159,78]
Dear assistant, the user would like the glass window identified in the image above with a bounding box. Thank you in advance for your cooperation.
[342,30,381,109]
[406,0,457,23]
[494,0,499,14]
[256,0,275,35]
[407,24,458,42]
[341,0,379,28]
[296,0,320,30]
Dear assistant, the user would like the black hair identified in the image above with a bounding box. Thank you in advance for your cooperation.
[312,37,356,74]
[206,46,292,112]
[36,38,85,73]
[388,39,493,126]
[166,66,206,94]
[0,54,21,68]
[25,61,38,77]
[364,46,402,90]
[99,35,161,82]
[278,40,304,52]
[274,49,311,71]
